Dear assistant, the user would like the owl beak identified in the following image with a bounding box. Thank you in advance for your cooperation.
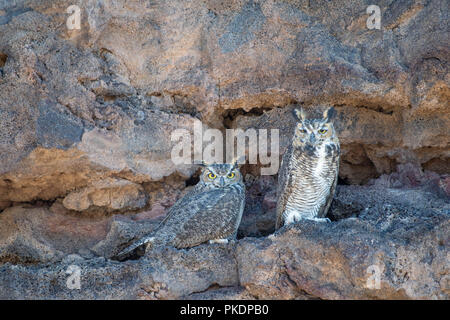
[219,177,225,187]
[309,133,316,144]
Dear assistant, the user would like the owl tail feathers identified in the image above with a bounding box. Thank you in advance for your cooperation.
[114,236,155,261]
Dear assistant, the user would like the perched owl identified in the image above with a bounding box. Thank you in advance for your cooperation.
[275,107,340,229]
[115,162,245,260]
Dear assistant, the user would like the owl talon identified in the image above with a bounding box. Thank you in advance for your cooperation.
[314,217,331,223]
[209,239,229,244]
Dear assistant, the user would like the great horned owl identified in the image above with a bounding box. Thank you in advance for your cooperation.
[275,107,340,229]
[115,162,245,259]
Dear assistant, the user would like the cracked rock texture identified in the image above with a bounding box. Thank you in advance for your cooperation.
[0,185,448,299]
[0,0,448,299]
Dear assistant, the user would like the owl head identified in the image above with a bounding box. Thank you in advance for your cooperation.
[292,106,337,148]
[199,161,243,188]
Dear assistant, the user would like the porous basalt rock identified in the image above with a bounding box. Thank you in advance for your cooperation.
[0,0,448,300]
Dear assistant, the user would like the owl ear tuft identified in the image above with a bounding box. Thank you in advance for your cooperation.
[198,160,206,167]
[293,108,306,121]
[323,107,336,122]
[231,155,246,170]
[198,160,210,169]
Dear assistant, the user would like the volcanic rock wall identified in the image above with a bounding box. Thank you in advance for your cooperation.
[0,0,448,299]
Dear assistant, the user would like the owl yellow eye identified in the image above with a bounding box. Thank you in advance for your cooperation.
[318,129,328,134]
[207,172,216,179]
[227,172,235,179]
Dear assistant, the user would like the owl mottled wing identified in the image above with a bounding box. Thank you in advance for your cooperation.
[159,187,244,248]
[275,145,294,229]
[318,168,338,218]
[152,187,201,231]
[114,187,202,259]
[317,144,340,218]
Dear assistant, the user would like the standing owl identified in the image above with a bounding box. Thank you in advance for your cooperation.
[275,106,340,229]
[115,162,245,259]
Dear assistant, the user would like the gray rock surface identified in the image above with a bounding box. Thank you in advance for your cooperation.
[1,0,448,205]
[0,184,448,299]
[0,0,448,299]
